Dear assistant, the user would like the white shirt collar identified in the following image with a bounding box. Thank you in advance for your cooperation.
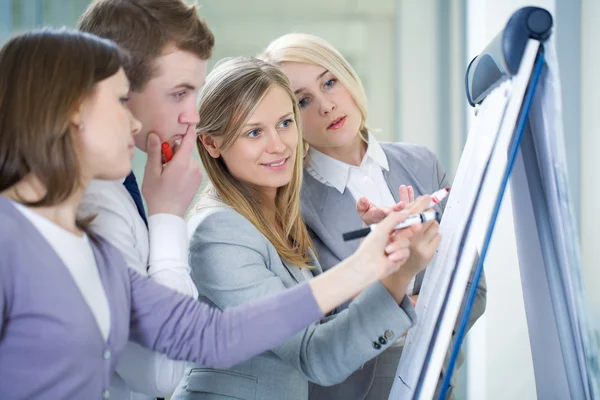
[364,133,390,172]
[306,132,389,194]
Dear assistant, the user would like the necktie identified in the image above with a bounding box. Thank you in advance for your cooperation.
[123,172,148,227]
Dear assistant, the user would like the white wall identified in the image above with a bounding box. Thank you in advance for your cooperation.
[580,0,600,334]
[395,0,440,150]
[464,1,558,399]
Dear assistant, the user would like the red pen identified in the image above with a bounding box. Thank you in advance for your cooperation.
[161,142,173,163]
[428,188,450,208]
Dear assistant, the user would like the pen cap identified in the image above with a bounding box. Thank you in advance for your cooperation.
[342,227,371,241]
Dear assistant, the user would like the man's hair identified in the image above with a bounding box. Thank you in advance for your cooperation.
[78,0,214,91]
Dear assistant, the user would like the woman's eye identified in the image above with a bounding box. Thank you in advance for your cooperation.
[247,129,260,138]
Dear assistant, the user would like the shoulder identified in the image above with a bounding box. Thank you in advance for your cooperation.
[0,201,24,302]
[381,141,446,184]
[0,206,20,234]
[80,179,135,221]
[381,141,439,166]
[0,199,28,246]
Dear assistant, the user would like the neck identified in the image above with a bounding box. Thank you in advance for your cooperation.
[261,187,278,215]
[312,133,367,166]
[1,174,86,236]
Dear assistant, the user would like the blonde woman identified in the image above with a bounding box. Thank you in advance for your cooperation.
[261,33,487,400]
[172,57,438,400]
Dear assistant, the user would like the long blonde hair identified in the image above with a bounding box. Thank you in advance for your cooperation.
[261,33,369,138]
[196,56,313,267]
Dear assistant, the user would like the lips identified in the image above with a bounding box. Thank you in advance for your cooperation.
[262,158,288,167]
[328,116,346,130]
[171,135,184,153]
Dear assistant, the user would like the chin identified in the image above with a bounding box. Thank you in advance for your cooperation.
[254,178,291,192]
[273,177,293,189]
[339,128,361,143]
[95,166,132,181]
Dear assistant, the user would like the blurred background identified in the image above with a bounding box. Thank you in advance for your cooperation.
[1,0,599,398]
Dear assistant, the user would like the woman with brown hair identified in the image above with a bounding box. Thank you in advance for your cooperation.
[0,29,419,399]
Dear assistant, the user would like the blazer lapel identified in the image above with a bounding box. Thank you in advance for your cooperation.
[279,248,322,284]
[281,259,305,284]
[381,146,429,198]
[317,185,362,261]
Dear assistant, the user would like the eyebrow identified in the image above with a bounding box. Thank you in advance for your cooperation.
[244,112,294,128]
[172,82,197,91]
[293,70,330,95]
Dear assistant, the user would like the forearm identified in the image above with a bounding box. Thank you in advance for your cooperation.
[308,247,414,308]
[381,270,413,303]
[129,270,323,370]
[147,213,197,297]
[308,254,376,314]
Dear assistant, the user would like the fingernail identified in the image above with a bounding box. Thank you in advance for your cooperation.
[389,252,403,262]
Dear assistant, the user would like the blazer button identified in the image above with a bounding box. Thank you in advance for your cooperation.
[378,336,387,345]
[372,341,381,350]
[384,330,394,340]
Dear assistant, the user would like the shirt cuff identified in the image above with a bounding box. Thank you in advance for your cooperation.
[148,213,189,272]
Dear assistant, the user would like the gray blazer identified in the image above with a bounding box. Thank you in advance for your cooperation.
[172,195,418,400]
[302,142,487,400]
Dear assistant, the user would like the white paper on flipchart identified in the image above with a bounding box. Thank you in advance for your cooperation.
[388,39,541,400]
[387,81,512,398]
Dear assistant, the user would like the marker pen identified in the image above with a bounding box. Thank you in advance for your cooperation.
[162,142,173,163]
[428,188,450,208]
[342,210,439,241]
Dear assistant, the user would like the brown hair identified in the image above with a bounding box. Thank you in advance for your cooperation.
[78,0,215,91]
[0,28,128,214]
[195,57,314,268]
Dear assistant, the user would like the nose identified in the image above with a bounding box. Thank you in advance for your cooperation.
[266,129,286,153]
[319,96,336,116]
[129,112,142,136]
[179,100,200,126]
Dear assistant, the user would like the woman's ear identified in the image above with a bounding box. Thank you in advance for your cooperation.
[68,98,88,131]
[198,134,221,158]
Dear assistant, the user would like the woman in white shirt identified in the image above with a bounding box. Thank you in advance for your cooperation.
[261,33,487,400]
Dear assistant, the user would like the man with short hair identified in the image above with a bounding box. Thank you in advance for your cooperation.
[77,1,214,398]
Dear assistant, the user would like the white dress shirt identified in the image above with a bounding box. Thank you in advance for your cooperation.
[13,201,111,341]
[306,133,415,295]
[80,178,198,400]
